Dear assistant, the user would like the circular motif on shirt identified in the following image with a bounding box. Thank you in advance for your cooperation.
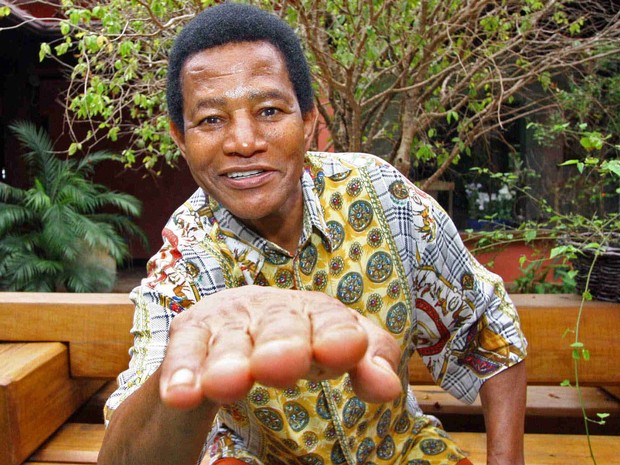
[306,380,321,393]
[331,170,351,182]
[312,270,328,291]
[330,192,343,210]
[337,272,364,304]
[330,442,347,465]
[254,407,284,431]
[419,438,447,455]
[284,386,301,398]
[299,244,318,275]
[367,228,384,248]
[346,177,363,197]
[387,280,402,299]
[357,420,369,435]
[356,437,375,463]
[389,180,409,200]
[282,438,299,451]
[264,249,290,265]
[386,302,408,334]
[314,171,325,196]
[348,241,362,261]
[302,431,319,450]
[315,391,332,419]
[364,293,383,313]
[249,386,270,405]
[407,460,431,465]
[254,272,269,287]
[377,435,395,460]
[461,272,475,290]
[342,397,366,428]
[284,401,310,432]
[366,251,393,283]
[275,269,294,288]
[326,221,345,251]
[394,411,411,433]
[300,453,324,465]
[323,422,337,440]
[377,408,392,437]
[348,200,374,232]
[329,257,345,276]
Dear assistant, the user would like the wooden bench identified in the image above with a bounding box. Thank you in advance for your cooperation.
[1,292,619,465]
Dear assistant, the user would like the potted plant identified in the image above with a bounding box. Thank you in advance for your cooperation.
[0,121,147,292]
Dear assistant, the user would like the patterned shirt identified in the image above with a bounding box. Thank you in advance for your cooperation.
[105,152,527,465]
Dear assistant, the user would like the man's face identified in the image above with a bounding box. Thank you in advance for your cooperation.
[171,41,316,239]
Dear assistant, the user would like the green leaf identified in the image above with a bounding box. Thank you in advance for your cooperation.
[582,349,590,361]
[68,142,82,156]
[39,43,51,62]
[560,379,571,387]
[0,6,11,17]
[524,229,537,242]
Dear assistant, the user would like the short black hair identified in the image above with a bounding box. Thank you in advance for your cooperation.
[167,2,314,132]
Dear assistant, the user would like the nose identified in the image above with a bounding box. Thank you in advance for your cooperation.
[222,112,267,157]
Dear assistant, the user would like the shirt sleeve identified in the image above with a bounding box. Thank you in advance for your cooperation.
[411,196,527,404]
[365,157,527,405]
[104,195,228,423]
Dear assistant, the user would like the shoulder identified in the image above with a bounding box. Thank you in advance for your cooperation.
[140,188,228,311]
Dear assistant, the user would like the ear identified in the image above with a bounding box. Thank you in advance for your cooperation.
[169,120,187,159]
[302,107,319,151]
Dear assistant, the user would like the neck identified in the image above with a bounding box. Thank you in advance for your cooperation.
[245,193,304,256]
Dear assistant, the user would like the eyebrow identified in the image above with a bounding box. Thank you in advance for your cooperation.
[189,89,294,117]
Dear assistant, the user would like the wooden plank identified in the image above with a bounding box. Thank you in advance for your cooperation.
[0,343,104,465]
[28,423,104,463]
[0,293,134,378]
[412,384,620,417]
[451,432,620,465]
[27,423,620,465]
[409,294,620,385]
[1,292,618,382]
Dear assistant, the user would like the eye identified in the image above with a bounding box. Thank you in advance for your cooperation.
[202,115,222,125]
[260,107,280,117]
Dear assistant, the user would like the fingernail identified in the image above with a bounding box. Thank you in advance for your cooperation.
[373,356,396,374]
[167,368,195,390]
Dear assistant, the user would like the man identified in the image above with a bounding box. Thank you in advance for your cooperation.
[99,3,527,465]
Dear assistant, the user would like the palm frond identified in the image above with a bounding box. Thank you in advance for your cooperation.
[0,203,36,236]
[8,121,60,185]
[75,150,117,176]
[92,190,143,217]
[0,182,27,203]
[3,122,146,292]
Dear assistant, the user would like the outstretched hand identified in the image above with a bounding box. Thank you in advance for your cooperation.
[159,286,402,409]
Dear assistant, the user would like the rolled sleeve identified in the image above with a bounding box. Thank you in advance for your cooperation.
[412,202,527,404]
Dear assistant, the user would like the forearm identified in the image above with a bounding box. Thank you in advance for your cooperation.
[98,367,219,465]
[479,361,527,465]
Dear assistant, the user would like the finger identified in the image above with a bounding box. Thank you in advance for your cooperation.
[348,316,402,404]
[159,313,211,410]
[308,294,369,371]
[199,321,254,404]
[249,298,313,388]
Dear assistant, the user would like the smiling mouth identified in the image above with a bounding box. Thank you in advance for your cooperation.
[226,170,265,179]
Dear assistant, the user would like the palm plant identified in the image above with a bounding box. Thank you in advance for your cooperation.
[0,121,147,292]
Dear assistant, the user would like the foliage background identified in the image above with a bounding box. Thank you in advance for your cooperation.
[32,0,619,187]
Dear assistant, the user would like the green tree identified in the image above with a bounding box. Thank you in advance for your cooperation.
[18,0,620,184]
[0,121,147,292]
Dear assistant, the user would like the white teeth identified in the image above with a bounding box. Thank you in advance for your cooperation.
[227,170,263,179]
